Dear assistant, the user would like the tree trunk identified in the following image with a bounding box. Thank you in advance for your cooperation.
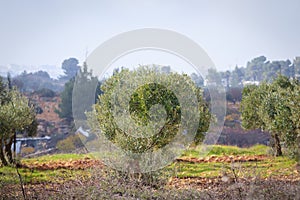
[13,132,16,162]
[0,138,8,166]
[274,133,282,156]
[5,138,14,164]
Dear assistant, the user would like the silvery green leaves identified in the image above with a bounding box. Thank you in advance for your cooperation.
[241,75,300,157]
[0,89,36,165]
[88,66,204,173]
[72,29,226,173]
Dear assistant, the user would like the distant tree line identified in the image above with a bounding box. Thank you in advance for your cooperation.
[12,70,62,92]
[7,55,300,100]
[191,56,300,88]
[10,57,81,93]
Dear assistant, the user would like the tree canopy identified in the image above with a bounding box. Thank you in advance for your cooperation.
[207,55,298,88]
[0,77,37,165]
[57,62,102,123]
[60,58,80,81]
[241,75,300,157]
[87,66,211,157]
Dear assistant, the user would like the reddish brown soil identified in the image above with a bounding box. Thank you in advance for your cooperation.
[176,155,269,163]
[20,157,104,170]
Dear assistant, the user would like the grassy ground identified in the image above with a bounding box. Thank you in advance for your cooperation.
[172,145,298,179]
[0,154,93,184]
[0,145,299,199]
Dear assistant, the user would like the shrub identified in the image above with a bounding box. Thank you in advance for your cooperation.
[56,134,85,152]
[21,147,35,155]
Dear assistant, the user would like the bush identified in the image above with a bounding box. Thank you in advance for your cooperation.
[56,134,85,152]
[21,147,35,155]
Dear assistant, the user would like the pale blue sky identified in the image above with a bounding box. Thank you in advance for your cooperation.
[0,0,300,78]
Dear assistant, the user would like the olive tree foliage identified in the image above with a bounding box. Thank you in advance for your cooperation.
[0,82,37,166]
[240,84,266,130]
[241,75,300,157]
[286,81,300,159]
[87,66,211,156]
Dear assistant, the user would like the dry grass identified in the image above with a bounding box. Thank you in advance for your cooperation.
[1,145,299,199]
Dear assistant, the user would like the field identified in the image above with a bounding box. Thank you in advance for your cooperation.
[0,145,299,199]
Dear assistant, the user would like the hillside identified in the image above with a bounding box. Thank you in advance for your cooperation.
[218,102,271,147]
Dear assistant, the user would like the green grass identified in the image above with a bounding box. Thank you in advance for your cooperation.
[169,145,297,179]
[21,153,90,164]
[0,165,91,184]
[182,144,269,158]
[169,162,223,178]
[0,145,298,185]
[169,156,298,178]
[0,153,92,184]
[207,144,269,156]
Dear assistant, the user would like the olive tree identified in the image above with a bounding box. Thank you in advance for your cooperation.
[241,75,299,156]
[240,84,266,130]
[0,89,36,165]
[285,80,300,159]
[87,66,211,162]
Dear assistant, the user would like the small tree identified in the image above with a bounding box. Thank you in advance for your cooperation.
[57,62,102,123]
[56,77,75,121]
[87,66,211,170]
[241,75,300,157]
[0,89,36,165]
[240,84,266,130]
[283,79,300,158]
[60,58,80,81]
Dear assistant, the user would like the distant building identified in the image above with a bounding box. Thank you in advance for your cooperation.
[12,136,51,154]
[75,126,90,137]
[242,80,260,86]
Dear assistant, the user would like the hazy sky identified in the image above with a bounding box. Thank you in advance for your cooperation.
[0,0,300,78]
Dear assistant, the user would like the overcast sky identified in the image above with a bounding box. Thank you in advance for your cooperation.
[0,0,300,78]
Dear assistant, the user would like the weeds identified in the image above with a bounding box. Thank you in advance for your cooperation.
[1,145,300,199]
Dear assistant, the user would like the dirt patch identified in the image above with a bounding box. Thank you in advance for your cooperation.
[176,155,269,163]
[20,157,104,170]
[1,174,299,200]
